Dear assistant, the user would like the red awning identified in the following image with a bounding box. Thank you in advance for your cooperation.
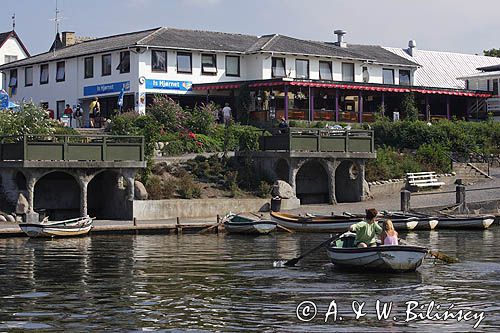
[192,83,241,90]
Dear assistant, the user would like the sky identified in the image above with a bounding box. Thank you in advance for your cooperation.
[2,0,499,56]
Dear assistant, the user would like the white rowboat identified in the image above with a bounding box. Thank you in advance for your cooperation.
[19,216,94,237]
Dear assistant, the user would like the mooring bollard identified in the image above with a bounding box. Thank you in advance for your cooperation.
[133,217,137,226]
[176,217,182,234]
[456,184,466,214]
[401,190,411,213]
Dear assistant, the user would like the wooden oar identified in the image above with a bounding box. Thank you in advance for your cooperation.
[282,234,340,267]
[399,239,458,264]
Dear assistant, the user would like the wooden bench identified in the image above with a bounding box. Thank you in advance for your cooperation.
[406,172,445,191]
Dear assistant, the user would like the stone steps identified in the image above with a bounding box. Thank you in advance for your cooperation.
[453,162,489,182]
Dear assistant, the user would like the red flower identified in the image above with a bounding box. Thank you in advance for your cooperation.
[188,132,196,139]
[196,141,203,146]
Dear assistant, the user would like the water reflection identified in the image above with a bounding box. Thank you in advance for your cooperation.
[0,228,498,331]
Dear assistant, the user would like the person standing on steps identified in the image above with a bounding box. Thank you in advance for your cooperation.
[222,103,232,124]
[89,97,100,128]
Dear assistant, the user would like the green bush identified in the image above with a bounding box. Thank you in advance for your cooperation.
[147,95,187,132]
[177,173,201,199]
[257,181,272,198]
[416,143,452,173]
[184,103,217,135]
[0,102,59,136]
[365,146,421,181]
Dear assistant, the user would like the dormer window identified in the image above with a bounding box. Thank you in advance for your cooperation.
[272,57,286,78]
[202,54,217,75]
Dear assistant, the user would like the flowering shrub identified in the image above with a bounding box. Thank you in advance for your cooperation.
[0,102,60,137]
[147,95,187,132]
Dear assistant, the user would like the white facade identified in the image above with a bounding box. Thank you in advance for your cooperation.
[2,45,416,116]
[0,33,29,90]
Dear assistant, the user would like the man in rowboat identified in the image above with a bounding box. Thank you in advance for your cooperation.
[349,208,382,248]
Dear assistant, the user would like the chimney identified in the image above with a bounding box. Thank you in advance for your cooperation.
[407,40,417,56]
[334,29,347,48]
[62,31,76,47]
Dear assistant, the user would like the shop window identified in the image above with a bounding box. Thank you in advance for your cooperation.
[342,63,354,82]
[40,64,49,84]
[295,59,309,79]
[272,57,286,78]
[383,68,394,84]
[201,54,217,75]
[177,52,192,74]
[226,55,240,77]
[56,61,65,82]
[102,54,111,76]
[117,51,130,73]
[319,61,332,80]
[152,50,167,72]
[25,67,33,86]
[8,69,17,87]
[84,57,94,78]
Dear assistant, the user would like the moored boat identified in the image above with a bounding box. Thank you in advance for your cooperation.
[327,232,428,272]
[435,215,496,229]
[223,213,277,235]
[19,216,94,237]
[270,212,419,232]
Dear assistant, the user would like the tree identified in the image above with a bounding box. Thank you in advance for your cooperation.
[484,48,500,57]
[400,93,419,121]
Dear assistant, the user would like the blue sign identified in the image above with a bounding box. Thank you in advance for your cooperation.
[84,81,130,96]
[145,79,192,91]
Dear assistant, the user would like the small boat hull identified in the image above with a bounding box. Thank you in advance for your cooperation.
[435,215,495,229]
[224,214,277,235]
[327,245,428,272]
[270,212,419,233]
[19,217,93,238]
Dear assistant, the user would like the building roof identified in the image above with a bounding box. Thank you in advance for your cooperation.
[0,30,30,57]
[458,70,500,79]
[384,47,500,89]
[477,64,500,72]
[0,27,417,70]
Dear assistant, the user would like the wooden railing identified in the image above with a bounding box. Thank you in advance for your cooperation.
[0,135,144,162]
[259,128,374,153]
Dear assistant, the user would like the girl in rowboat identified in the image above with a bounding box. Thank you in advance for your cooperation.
[380,219,399,245]
[349,208,382,248]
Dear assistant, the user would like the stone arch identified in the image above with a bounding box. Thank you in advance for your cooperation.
[335,160,362,203]
[274,158,290,182]
[34,171,81,220]
[87,170,131,220]
[295,159,330,204]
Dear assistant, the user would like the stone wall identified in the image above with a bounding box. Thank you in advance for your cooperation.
[133,198,270,220]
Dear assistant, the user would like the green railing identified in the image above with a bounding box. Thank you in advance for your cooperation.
[259,128,374,153]
[0,135,145,162]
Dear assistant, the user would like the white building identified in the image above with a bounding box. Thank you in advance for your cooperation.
[459,64,500,119]
[0,27,494,122]
[0,30,29,90]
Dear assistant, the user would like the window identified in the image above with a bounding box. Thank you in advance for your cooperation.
[342,63,354,82]
[493,80,499,95]
[117,51,130,73]
[383,68,394,84]
[319,61,332,80]
[102,54,111,76]
[84,57,94,78]
[40,64,49,84]
[56,61,65,82]
[152,50,167,72]
[201,54,217,75]
[362,67,370,83]
[295,59,309,79]
[25,67,33,86]
[4,55,17,63]
[226,55,240,77]
[177,52,192,73]
[272,57,286,78]
[399,70,411,85]
[465,79,469,90]
[8,69,17,87]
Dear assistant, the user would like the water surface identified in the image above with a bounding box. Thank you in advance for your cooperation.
[0,228,498,332]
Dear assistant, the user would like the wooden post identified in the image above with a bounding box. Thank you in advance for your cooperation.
[284,85,289,120]
[309,86,314,122]
[176,217,182,234]
[401,190,411,213]
[381,92,385,117]
[358,91,363,123]
[446,95,451,120]
[456,184,466,214]
[216,214,220,234]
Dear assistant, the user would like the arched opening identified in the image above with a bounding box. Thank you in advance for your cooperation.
[275,159,289,182]
[15,171,27,191]
[296,160,329,204]
[335,160,361,203]
[88,171,131,220]
[34,172,81,220]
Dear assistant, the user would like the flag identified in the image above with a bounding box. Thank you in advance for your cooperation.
[117,86,125,109]
[0,90,9,109]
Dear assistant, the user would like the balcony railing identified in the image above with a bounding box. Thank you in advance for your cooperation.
[0,135,144,162]
[259,128,374,153]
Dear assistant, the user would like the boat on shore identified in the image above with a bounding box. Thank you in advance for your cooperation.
[434,214,496,229]
[270,212,419,232]
[326,232,427,272]
[223,213,277,235]
[19,216,94,237]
